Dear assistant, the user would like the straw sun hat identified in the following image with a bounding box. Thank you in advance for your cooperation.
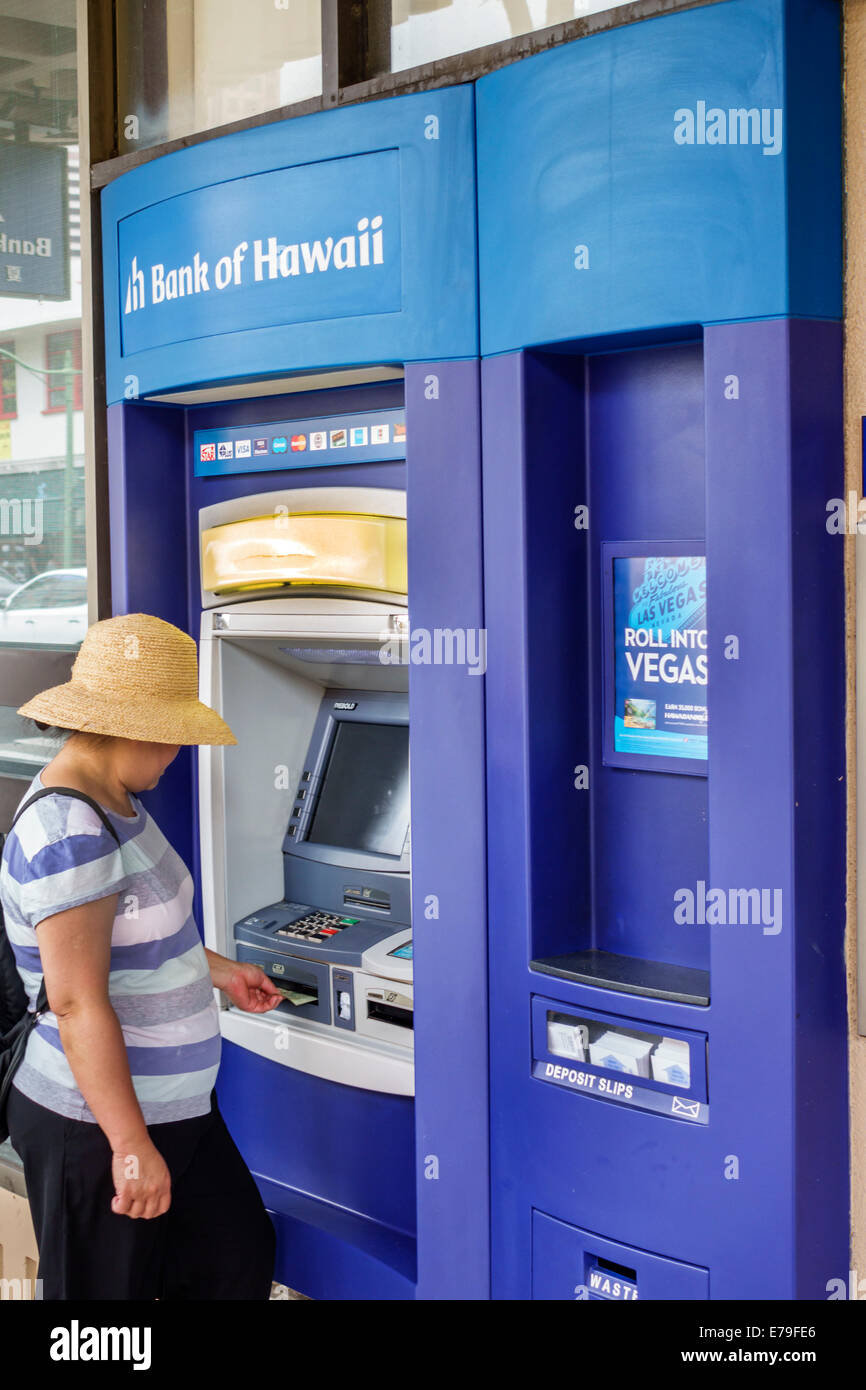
[18,613,237,747]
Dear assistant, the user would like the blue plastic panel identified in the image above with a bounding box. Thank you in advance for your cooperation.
[119,150,402,357]
[404,360,489,1299]
[532,1211,709,1301]
[216,1039,417,1269]
[101,86,477,402]
[483,323,846,1300]
[476,0,841,354]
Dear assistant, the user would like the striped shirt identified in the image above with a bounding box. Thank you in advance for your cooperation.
[0,772,220,1124]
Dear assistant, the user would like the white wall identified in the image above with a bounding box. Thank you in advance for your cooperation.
[0,310,84,470]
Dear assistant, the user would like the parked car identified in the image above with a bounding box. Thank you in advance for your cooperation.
[0,705,64,775]
[0,569,20,599]
[0,568,87,646]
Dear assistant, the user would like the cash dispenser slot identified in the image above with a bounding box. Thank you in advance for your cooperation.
[236,943,332,1026]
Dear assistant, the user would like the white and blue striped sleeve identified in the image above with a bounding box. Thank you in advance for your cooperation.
[5,798,127,929]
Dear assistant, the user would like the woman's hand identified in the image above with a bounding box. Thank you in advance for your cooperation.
[111,1136,171,1220]
[206,950,283,1013]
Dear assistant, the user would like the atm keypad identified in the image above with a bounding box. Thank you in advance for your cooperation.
[277,911,360,943]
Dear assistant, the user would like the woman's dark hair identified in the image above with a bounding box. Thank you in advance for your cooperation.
[32,722,113,746]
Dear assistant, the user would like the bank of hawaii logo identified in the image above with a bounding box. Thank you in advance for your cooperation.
[123,215,386,314]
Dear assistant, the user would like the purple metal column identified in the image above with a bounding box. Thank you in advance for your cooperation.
[405,359,490,1298]
[704,318,846,1299]
[106,397,195,865]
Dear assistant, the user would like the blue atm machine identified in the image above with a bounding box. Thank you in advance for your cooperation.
[101,87,488,1300]
[197,487,416,1099]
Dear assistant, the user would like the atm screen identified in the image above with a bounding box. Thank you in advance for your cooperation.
[306,721,410,857]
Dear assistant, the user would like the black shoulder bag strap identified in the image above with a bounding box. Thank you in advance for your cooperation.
[9,787,122,1017]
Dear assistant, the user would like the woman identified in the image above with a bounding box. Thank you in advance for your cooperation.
[0,612,282,1300]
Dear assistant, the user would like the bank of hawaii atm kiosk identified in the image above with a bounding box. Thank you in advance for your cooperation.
[101,84,488,1299]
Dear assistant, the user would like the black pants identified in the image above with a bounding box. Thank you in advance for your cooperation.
[6,1084,275,1300]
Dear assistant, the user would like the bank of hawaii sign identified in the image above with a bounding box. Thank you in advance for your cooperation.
[118,149,402,356]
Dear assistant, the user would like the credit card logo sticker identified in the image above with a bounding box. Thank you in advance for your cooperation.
[197,415,404,472]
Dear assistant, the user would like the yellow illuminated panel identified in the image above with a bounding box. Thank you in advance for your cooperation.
[201,512,407,596]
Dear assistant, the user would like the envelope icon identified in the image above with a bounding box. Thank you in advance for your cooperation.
[672,1096,701,1118]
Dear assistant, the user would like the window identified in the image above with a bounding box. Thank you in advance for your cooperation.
[0,0,86,651]
[0,570,88,648]
[0,707,65,780]
[44,331,83,413]
[115,0,323,154]
[389,0,638,73]
[0,342,16,419]
[99,1,698,163]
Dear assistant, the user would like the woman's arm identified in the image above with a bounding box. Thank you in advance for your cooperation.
[35,895,171,1220]
[205,947,282,1013]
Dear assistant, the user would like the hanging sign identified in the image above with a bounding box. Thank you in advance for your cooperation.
[119,149,402,356]
[0,145,69,300]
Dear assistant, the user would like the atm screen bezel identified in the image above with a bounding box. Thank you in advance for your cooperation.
[287,688,411,877]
